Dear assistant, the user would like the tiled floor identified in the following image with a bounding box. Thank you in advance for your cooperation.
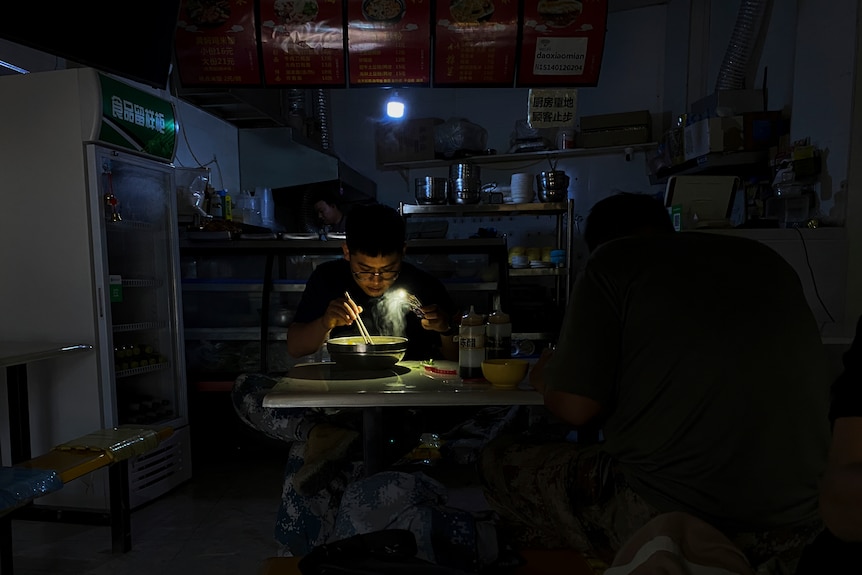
[10,433,290,575]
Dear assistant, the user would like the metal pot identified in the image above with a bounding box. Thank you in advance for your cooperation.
[536,171,570,202]
[448,177,482,204]
[449,163,480,181]
[414,177,448,205]
[326,335,408,370]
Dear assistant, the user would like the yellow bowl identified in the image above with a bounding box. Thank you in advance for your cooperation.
[481,359,530,388]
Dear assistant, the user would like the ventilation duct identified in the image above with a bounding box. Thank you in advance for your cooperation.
[314,88,332,151]
[714,0,769,91]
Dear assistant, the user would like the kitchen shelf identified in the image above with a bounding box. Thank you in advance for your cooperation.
[508,267,565,277]
[381,142,659,171]
[441,282,499,291]
[400,199,574,341]
[184,327,287,341]
[401,203,569,217]
[652,149,770,183]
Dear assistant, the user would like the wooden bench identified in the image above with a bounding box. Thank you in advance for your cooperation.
[0,426,173,575]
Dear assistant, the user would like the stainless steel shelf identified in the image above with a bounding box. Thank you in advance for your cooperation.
[401,202,568,217]
[442,282,499,291]
[383,143,658,171]
[184,327,287,341]
[183,281,265,292]
[508,268,564,277]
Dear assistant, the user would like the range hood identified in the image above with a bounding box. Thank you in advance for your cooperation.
[239,127,377,233]
[238,127,375,198]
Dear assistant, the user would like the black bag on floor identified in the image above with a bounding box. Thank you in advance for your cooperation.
[297,529,473,575]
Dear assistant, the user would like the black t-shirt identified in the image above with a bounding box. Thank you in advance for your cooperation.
[829,315,862,422]
[293,259,457,361]
[796,316,862,574]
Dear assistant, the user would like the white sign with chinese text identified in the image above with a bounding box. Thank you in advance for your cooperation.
[527,89,578,128]
[533,37,588,76]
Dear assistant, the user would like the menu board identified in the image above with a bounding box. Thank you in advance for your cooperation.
[517,0,608,87]
[346,0,432,86]
[433,0,518,87]
[260,0,347,86]
[174,0,262,85]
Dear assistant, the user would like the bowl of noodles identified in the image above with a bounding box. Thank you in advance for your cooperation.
[362,0,406,23]
[449,0,495,23]
[327,336,408,370]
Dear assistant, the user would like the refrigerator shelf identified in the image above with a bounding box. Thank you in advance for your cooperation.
[106,219,157,232]
[118,278,164,288]
[116,361,170,379]
[113,321,168,333]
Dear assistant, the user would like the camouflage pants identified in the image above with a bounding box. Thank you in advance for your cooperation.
[478,434,822,573]
[231,373,364,556]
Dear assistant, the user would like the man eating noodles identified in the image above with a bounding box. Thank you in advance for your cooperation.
[231,202,458,557]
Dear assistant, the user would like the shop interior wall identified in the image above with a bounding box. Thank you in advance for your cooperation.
[2,0,859,329]
[0,38,242,201]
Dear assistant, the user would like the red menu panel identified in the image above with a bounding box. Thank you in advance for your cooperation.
[174,0,261,85]
[260,0,346,86]
[433,0,518,87]
[347,0,431,86]
[517,0,608,87]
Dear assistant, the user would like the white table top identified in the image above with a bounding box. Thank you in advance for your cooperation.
[262,360,543,408]
[0,342,93,367]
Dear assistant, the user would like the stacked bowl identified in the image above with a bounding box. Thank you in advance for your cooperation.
[508,173,534,203]
[536,170,569,202]
[448,163,482,204]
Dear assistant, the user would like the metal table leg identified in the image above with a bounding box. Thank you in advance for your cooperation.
[0,514,13,575]
[362,406,383,476]
[6,364,30,464]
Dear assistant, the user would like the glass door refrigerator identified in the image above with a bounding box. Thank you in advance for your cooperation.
[0,68,191,510]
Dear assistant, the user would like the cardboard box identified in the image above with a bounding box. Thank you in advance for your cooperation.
[578,110,651,148]
[375,118,439,166]
[683,116,744,161]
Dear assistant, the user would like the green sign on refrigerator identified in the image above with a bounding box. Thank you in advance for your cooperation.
[97,74,178,162]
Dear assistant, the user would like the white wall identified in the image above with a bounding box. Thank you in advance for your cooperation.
[2,0,858,327]
[329,4,669,212]
[0,38,241,199]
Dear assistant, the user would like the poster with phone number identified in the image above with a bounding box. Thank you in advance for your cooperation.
[260,0,346,86]
[433,0,518,87]
[347,0,432,86]
[517,0,608,87]
[174,0,262,86]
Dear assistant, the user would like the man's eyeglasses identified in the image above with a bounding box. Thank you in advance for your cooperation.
[352,270,400,281]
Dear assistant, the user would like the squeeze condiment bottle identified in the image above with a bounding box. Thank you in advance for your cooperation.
[458,305,486,381]
[486,308,512,360]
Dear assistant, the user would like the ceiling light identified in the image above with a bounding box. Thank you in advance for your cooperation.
[385,91,405,119]
[0,59,29,74]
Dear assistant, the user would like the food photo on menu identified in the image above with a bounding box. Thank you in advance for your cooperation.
[448,0,495,23]
[184,0,232,28]
[273,0,319,24]
[361,0,406,23]
[536,0,584,28]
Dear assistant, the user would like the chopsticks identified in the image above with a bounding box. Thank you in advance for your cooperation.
[344,291,373,344]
